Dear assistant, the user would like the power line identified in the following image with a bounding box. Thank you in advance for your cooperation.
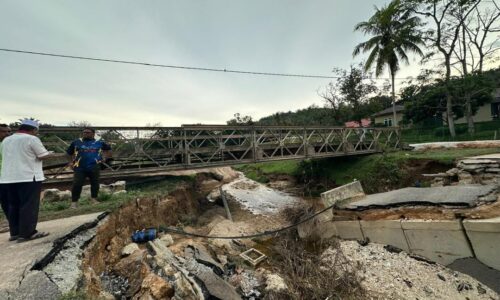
[0,47,417,81]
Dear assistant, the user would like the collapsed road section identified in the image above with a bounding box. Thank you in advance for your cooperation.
[1,162,499,299]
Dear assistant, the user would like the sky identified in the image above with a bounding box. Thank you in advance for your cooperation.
[0,0,428,126]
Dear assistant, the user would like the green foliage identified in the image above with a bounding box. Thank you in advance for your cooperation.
[353,0,424,77]
[237,147,500,195]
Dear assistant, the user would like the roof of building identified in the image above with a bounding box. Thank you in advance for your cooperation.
[372,105,405,117]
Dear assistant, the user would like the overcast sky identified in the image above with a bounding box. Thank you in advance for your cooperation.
[0,0,427,126]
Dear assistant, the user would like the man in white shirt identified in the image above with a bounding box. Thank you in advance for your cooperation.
[0,119,58,242]
[0,124,12,224]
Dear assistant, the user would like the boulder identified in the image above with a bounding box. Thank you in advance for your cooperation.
[121,243,140,257]
[135,273,174,300]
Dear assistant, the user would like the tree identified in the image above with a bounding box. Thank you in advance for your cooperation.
[68,120,92,128]
[226,113,254,126]
[354,0,424,126]
[405,0,483,137]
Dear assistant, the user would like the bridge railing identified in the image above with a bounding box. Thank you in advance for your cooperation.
[38,125,400,178]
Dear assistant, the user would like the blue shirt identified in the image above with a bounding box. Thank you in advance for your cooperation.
[66,138,111,171]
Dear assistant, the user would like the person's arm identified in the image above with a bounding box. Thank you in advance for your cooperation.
[65,141,76,167]
[31,138,61,160]
[102,142,112,159]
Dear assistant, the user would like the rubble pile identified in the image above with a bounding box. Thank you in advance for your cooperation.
[98,234,285,300]
[327,241,498,299]
[430,158,500,187]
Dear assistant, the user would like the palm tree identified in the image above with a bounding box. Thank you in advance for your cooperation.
[353,0,424,126]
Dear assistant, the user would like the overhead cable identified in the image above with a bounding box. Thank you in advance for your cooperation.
[0,47,418,80]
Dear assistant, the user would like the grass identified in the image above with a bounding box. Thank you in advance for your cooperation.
[236,147,500,195]
[0,176,191,223]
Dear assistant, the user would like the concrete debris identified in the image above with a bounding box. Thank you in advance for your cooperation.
[184,259,242,300]
[343,185,498,209]
[147,239,176,266]
[184,244,224,275]
[221,174,299,215]
[430,156,500,186]
[172,271,203,300]
[121,243,140,257]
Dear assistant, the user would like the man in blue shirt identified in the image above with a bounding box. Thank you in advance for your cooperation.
[66,127,112,208]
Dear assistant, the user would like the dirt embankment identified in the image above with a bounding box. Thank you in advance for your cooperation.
[81,187,200,297]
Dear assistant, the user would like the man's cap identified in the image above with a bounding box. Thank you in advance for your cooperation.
[21,118,40,129]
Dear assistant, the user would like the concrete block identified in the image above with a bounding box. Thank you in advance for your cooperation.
[334,220,364,240]
[402,220,473,265]
[321,181,365,207]
[463,217,500,271]
[360,220,410,252]
[297,209,337,240]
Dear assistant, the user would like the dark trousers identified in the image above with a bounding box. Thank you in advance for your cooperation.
[6,181,42,238]
[0,184,8,222]
[72,166,100,202]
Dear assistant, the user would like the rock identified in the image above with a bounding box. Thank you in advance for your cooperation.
[485,168,500,173]
[159,234,174,247]
[10,271,62,300]
[206,188,221,203]
[199,179,221,194]
[113,190,127,195]
[136,273,174,300]
[265,274,287,292]
[184,259,241,300]
[217,254,228,266]
[172,271,203,300]
[229,271,262,298]
[122,243,140,257]
[113,250,151,297]
[457,282,472,292]
[110,181,126,192]
[42,188,71,202]
[184,244,224,276]
[477,284,486,295]
[446,168,459,176]
[458,172,474,184]
[148,240,176,262]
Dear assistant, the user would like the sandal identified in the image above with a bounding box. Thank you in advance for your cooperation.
[17,231,50,243]
[8,235,18,241]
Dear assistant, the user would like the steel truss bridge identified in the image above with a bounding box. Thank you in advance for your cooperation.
[40,125,400,181]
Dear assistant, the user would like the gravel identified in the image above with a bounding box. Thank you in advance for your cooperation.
[322,241,499,300]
